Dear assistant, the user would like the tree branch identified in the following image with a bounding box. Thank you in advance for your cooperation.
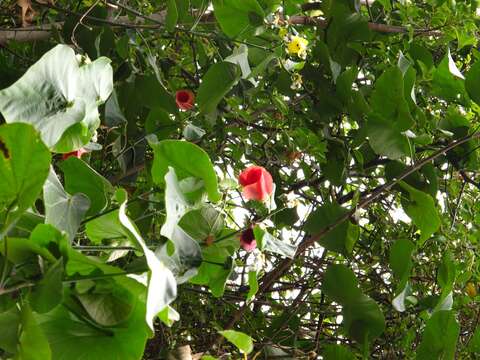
[0,2,442,45]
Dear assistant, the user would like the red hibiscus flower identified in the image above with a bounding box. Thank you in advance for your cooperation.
[239,227,256,252]
[62,148,88,161]
[238,166,274,201]
[175,89,195,110]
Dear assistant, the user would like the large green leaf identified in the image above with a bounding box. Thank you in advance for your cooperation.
[432,53,468,105]
[435,252,456,312]
[179,205,225,242]
[367,114,411,160]
[322,344,355,360]
[0,123,51,222]
[399,181,440,245]
[135,75,177,114]
[158,167,202,280]
[465,60,480,105]
[166,0,178,32]
[219,330,254,354]
[343,294,385,343]
[323,264,385,343]
[416,310,460,360]
[190,235,237,297]
[18,304,52,360]
[197,62,241,114]
[305,202,359,255]
[389,238,415,312]
[322,264,362,304]
[213,0,265,38]
[367,67,414,160]
[369,67,414,130]
[116,189,177,331]
[0,307,20,355]
[30,258,64,314]
[59,157,112,216]
[0,45,112,151]
[43,168,90,242]
[253,226,297,259]
[76,289,135,327]
[149,138,222,202]
[36,301,148,360]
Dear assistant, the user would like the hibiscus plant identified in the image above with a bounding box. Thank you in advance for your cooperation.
[0,0,479,359]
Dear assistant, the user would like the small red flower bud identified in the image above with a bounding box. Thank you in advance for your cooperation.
[62,148,88,161]
[175,89,195,110]
[238,166,274,202]
[239,227,256,252]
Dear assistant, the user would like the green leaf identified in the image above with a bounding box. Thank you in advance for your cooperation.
[213,0,265,38]
[190,235,236,297]
[253,226,297,259]
[323,264,385,343]
[145,108,178,139]
[416,311,460,360]
[116,189,177,331]
[435,252,456,312]
[366,67,414,160]
[59,157,112,216]
[160,167,202,277]
[85,209,127,244]
[399,181,441,245]
[135,75,177,114]
[35,300,149,360]
[18,304,52,360]
[432,54,468,105]
[0,307,20,355]
[76,289,135,327]
[343,293,385,343]
[369,67,414,130]
[0,45,112,151]
[322,264,362,304]
[43,168,90,242]
[323,141,347,186]
[0,123,51,221]
[149,138,222,202]
[197,62,241,114]
[30,258,64,313]
[158,305,180,327]
[85,209,133,262]
[389,239,415,283]
[166,0,178,32]
[465,60,480,105]
[0,237,56,264]
[219,330,254,354]
[179,205,225,242]
[322,344,355,360]
[367,114,411,160]
[305,202,359,255]
[247,270,259,300]
[389,238,415,312]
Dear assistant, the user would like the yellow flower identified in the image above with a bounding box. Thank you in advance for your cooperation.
[278,27,288,39]
[287,36,308,58]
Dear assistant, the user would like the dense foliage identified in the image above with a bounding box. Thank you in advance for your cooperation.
[0,0,479,358]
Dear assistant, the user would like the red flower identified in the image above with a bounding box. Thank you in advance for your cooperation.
[175,89,195,110]
[238,166,274,201]
[239,227,256,252]
[62,148,88,160]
